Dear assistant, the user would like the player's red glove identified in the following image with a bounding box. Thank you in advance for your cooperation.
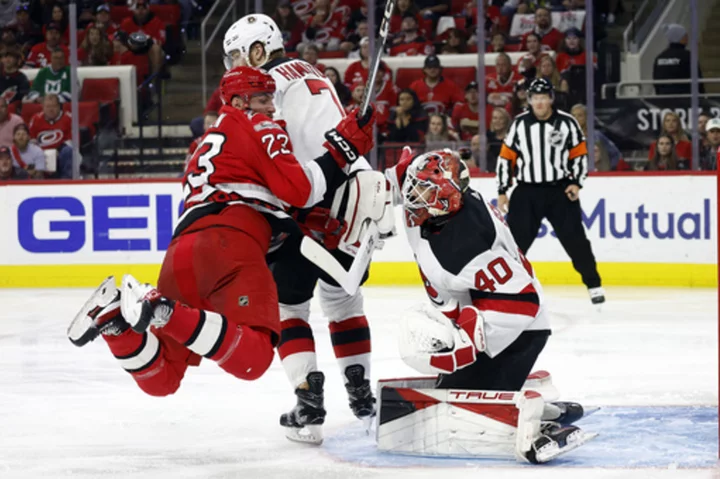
[324,105,377,167]
[292,207,347,250]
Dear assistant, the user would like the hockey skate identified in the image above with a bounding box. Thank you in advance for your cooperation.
[525,423,598,464]
[67,276,128,347]
[280,372,327,445]
[120,274,175,333]
[543,401,593,426]
[344,365,376,431]
[588,287,605,309]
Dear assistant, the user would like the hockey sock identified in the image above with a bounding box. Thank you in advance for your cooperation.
[277,317,318,388]
[160,303,275,381]
[329,315,371,382]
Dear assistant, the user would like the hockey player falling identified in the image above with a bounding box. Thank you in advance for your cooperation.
[67,66,376,397]
[223,13,395,444]
[380,148,596,463]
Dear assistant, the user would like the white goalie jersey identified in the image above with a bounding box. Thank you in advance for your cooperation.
[406,189,550,357]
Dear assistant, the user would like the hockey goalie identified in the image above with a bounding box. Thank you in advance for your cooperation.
[379,147,596,464]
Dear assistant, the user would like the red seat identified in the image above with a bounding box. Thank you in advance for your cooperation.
[63,101,100,138]
[81,78,120,125]
[151,5,181,25]
[8,102,17,114]
[318,50,347,59]
[20,103,43,124]
[504,43,523,52]
[450,0,466,14]
[396,67,423,90]
[444,66,477,89]
[110,6,131,24]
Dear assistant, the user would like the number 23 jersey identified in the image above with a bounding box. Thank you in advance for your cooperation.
[407,189,551,358]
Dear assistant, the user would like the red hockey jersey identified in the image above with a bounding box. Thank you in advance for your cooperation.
[179,105,332,238]
[120,14,166,45]
[29,111,71,150]
[25,42,70,68]
[409,78,464,115]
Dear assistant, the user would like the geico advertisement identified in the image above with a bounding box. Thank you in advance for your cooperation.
[0,176,715,266]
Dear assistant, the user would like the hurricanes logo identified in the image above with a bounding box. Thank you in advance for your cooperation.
[38,130,63,147]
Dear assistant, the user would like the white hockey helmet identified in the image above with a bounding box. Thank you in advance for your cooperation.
[223,14,284,69]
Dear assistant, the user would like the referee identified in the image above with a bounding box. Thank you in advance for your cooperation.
[495,78,605,305]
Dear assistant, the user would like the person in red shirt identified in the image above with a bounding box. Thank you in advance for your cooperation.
[389,14,432,57]
[110,31,150,84]
[344,36,391,86]
[120,0,166,46]
[28,93,73,178]
[85,4,119,43]
[408,55,464,115]
[647,111,692,167]
[24,23,69,68]
[520,7,564,52]
[555,28,597,73]
[486,52,520,111]
[451,81,490,141]
[66,66,376,399]
[344,78,364,113]
[390,0,419,34]
[301,0,347,51]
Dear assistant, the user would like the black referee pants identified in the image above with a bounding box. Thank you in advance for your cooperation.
[507,182,601,289]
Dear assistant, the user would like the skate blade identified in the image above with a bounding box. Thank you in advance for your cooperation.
[535,430,599,463]
[284,425,323,445]
[67,276,117,347]
[361,415,375,435]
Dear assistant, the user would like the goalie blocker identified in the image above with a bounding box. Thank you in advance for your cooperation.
[376,376,597,464]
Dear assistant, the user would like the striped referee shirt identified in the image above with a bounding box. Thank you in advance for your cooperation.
[496,108,588,194]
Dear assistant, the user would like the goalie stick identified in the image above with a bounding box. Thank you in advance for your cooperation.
[301,220,378,295]
[300,0,395,295]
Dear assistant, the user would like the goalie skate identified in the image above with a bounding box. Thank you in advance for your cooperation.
[67,276,126,347]
[525,424,598,464]
[280,372,327,445]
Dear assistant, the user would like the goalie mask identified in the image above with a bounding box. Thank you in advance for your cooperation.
[401,149,469,227]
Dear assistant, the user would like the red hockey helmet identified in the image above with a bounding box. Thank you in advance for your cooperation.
[402,149,468,227]
[219,66,276,105]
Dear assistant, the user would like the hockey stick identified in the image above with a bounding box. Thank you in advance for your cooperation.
[359,0,396,116]
[299,0,395,295]
[300,220,378,296]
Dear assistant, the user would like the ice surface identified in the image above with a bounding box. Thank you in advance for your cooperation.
[0,286,718,478]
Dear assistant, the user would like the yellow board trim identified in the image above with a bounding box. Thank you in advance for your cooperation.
[0,262,716,288]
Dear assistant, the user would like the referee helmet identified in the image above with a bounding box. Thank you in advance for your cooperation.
[527,78,554,98]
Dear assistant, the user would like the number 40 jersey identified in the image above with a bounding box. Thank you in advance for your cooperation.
[407,189,551,358]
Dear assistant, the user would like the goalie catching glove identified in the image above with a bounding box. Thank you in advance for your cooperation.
[324,106,377,167]
[399,304,486,375]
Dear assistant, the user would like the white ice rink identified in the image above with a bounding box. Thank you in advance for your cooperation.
[0,286,718,478]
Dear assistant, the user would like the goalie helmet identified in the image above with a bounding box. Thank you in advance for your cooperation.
[402,149,469,227]
[219,66,276,105]
[223,14,284,69]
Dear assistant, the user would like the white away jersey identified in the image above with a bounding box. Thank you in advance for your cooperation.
[264,57,372,172]
[406,189,551,357]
